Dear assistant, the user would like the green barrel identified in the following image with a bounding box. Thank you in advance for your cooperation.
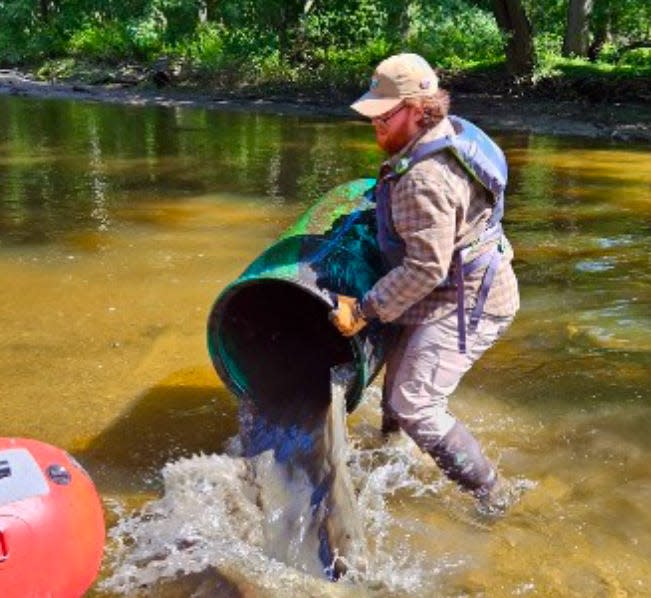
[207,179,390,417]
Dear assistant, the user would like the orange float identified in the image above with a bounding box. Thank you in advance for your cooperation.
[0,437,105,598]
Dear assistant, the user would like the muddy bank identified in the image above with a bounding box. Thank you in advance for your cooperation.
[1,69,649,143]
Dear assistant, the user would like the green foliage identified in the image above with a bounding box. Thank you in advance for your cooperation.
[68,22,131,62]
[0,0,648,92]
[183,22,225,70]
[409,1,504,70]
[0,1,42,63]
[523,0,566,37]
[534,33,564,65]
[533,53,651,89]
[126,9,167,59]
[617,47,651,68]
[301,38,393,90]
[605,0,650,43]
[301,0,388,51]
[150,0,202,44]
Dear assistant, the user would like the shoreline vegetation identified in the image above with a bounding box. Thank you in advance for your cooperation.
[1,1,649,142]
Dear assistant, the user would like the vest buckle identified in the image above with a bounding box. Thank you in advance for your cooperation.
[394,157,411,175]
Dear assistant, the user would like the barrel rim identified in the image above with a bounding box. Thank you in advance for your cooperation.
[206,276,368,412]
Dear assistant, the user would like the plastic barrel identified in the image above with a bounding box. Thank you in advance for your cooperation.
[207,179,389,418]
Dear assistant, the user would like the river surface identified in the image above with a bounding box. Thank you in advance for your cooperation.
[1,95,650,597]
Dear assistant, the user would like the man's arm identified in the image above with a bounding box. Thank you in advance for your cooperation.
[362,168,457,322]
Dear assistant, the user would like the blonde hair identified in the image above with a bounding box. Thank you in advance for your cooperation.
[405,89,451,128]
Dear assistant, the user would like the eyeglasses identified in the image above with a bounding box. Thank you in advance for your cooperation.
[372,103,405,126]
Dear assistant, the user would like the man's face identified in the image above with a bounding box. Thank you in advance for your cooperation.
[372,102,423,154]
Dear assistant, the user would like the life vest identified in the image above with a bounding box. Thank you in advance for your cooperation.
[370,115,508,353]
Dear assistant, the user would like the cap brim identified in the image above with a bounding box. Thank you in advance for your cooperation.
[350,91,401,118]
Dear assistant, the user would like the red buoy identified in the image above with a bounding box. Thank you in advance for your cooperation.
[0,438,105,598]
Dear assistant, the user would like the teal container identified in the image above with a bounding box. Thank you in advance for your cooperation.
[207,179,390,417]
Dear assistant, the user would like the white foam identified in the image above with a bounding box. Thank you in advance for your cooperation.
[101,434,446,594]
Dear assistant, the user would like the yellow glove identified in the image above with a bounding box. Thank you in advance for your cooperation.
[329,295,367,337]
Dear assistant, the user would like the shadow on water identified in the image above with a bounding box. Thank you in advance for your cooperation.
[78,382,239,494]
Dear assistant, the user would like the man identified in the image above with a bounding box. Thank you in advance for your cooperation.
[330,53,519,510]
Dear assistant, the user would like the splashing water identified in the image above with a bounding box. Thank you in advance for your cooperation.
[99,371,462,595]
[236,363,367,580]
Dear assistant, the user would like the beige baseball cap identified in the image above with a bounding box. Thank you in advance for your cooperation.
[351,53,439,118]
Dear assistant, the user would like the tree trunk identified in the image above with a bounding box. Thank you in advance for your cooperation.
[492,0,535,78]
[40,0,50,21]
[278,0,317,63]
[588,19,609,61]
[588,0,612,62]
[272,1,311,60]
[198,0,208,24]
[204,0,219,21]
[387,0,413,44]
[563,0,595,57]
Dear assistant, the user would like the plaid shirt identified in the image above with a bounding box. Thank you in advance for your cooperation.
[361,117,520,325]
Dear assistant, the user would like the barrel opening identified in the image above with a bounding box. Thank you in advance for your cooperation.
[209,280,357,427]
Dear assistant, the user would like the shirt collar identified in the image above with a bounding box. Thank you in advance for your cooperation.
[385,117,455,171]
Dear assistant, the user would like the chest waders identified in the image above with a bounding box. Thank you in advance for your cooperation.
[371,115,508,353]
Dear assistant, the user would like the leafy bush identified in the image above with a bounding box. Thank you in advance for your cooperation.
[0,32,25,65]
[125,9,167,59]
[309,39,393,88]
[184,23,225,71]
[182,23,279,85]
[150,0,203,45]
[618,47,651,68]
[68,22,132,62]
[534,32,563,65]
[409,0,504,70]
[301,0,388,51]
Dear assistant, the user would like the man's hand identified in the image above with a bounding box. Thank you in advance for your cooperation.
[329,295,367,337]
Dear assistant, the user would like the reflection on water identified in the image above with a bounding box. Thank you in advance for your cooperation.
[1,95,651,596]
[0,97,379,246]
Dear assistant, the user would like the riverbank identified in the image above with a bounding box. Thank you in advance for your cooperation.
[1,69,650,143]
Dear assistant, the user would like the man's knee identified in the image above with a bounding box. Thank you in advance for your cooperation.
[390,380,448,417]
[389,387,456,449]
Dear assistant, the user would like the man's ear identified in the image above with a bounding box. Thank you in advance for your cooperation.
[412,101,426,126]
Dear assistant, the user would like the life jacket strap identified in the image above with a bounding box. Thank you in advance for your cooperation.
[454,251,467,353]
[455,234,504,353]
[469,246,502,332]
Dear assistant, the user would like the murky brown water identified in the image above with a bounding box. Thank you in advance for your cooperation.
[1,95,650,597]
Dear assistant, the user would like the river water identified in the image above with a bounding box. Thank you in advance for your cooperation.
[1,95,650,597]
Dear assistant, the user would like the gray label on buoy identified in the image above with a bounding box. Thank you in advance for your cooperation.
[0,449,49,506]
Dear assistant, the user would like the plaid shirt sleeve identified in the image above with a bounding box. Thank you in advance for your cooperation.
[363,164,457,322]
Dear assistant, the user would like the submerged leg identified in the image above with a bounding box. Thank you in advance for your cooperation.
[427,420,496,498]
[383,315,515,510]
[381,325,406,438]
[380,383,401,436]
